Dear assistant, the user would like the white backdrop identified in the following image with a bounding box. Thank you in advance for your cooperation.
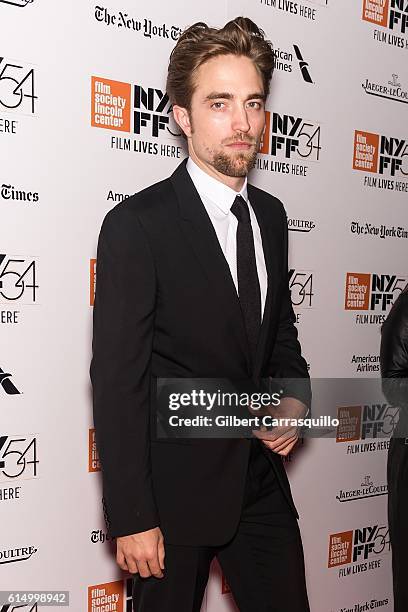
[1,0,408,610]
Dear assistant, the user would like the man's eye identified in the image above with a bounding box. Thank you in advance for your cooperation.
[211,102,225,109]
[247,101,262,109]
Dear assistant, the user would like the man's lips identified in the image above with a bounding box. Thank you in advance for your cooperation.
[225,142,254,149]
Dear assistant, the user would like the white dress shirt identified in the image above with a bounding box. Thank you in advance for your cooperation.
[186,157,268,318]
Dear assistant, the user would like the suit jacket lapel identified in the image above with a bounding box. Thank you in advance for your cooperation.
[248,184,281,379]
[170,160,251,372]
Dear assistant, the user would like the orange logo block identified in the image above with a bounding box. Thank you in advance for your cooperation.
[362,0,389,27]
[328,531,353,568]
[88,428,101,472]
[90,258,96,306]
[91,76,131,132]
[336,406,362,442]
[352,130,379,173]
[344,272,371,310]
[259,110,271,154]
[88,581,123,611]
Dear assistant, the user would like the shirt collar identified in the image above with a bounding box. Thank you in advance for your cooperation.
[186,157,248,215]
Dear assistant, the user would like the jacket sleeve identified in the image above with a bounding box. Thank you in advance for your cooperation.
[380,291,408,412]
[90,204,159,538]
[267,203,311,410]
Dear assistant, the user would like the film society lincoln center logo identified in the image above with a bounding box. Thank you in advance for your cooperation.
[88,579,132,611]
[88,428,100,472]
[352,129,408,192]
[91,77,131,131]
[90,76,182,159]
[362,0,408,35]
[90,258,96,307]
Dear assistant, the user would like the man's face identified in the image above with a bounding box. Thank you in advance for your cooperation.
[177,54,266,179]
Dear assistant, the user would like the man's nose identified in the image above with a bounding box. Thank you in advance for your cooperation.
[231,105,250,133]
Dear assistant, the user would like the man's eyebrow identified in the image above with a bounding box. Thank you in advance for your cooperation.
[204,92,266,101]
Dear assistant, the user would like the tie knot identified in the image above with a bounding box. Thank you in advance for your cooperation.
[231,195,251,224]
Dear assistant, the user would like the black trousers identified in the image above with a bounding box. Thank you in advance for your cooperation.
[132,440,310,611]
[388,436,408,612]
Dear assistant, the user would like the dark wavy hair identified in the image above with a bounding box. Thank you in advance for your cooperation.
[166,16,274,111]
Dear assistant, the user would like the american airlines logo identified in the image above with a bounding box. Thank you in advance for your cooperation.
[273,45,314,84]
[0,367,20,394]
[293,45,313,83]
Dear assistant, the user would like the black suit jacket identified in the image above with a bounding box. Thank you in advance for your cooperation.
[90,159,310,546]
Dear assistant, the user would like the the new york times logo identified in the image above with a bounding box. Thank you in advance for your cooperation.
[90,529,112,543]
[94,5,182,40]
[333,598,389,612]
[260,112,321,161]
[0,367,20,394]
[1,183,39,202]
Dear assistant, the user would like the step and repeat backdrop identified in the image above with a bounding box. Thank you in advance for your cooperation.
[2,0,408,610]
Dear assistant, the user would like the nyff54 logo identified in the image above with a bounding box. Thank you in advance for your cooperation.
[328,524,389,568]
[345,272,406,311]
[260,111,321,161]
[0,56,37,114]
[0,435,38,481]
[91,76,179,137]
[336,404,398,442]
[362,0,408,34]
[289,269,314,308]
[353,130,408,177]
[0,254,38,303]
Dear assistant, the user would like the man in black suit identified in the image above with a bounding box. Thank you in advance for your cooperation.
[90,16,311,612]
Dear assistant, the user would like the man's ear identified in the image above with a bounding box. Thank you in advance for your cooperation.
[172,105,192,138]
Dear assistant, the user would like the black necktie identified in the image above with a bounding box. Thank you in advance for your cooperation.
[230,195,262,366]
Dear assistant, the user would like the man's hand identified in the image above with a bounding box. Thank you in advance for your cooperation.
[116,526,165,578]
[252,396,308,457]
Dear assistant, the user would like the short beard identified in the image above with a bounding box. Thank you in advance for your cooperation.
[212,147,258,177]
